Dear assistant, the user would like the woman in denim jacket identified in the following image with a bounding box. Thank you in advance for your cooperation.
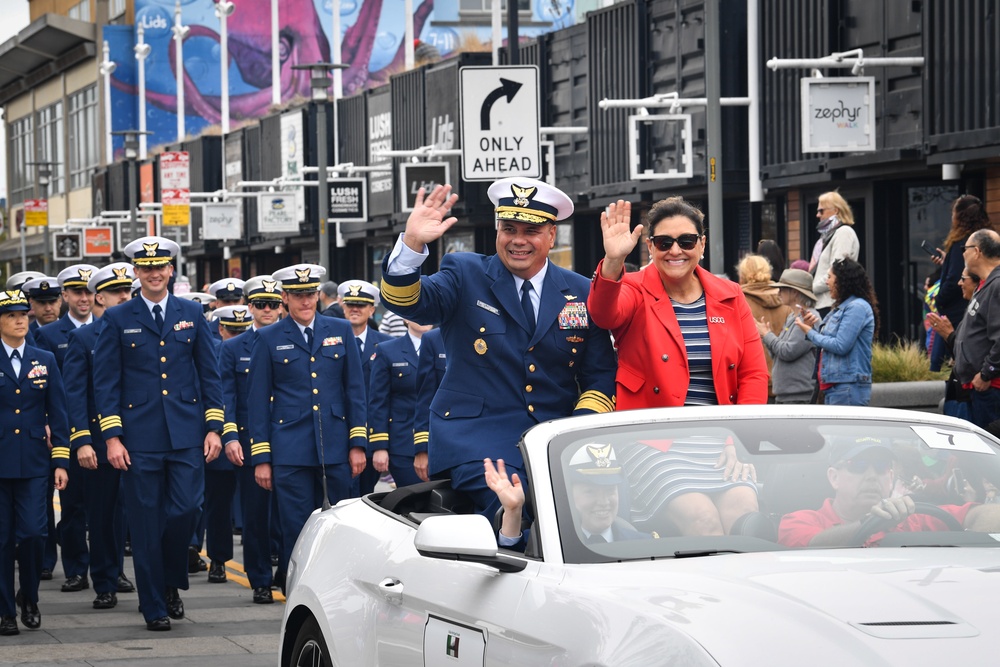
[795,259,878,406]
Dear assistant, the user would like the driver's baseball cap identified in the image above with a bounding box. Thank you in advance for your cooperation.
[830,436,894,466]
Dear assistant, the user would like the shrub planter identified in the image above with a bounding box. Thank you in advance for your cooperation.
[870,381,946,414]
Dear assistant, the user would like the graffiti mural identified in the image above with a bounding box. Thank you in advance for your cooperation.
[105,0,575,156]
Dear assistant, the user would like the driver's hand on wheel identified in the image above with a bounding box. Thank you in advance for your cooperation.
[869,495,915,523]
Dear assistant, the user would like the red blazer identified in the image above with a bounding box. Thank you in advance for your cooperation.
[589,261,769,410]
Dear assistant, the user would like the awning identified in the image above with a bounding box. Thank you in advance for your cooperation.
[0,231,47,263]
[0,14,96,105]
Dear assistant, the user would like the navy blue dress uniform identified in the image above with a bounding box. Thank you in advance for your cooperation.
[247,264,368,577]
[339,280,392,495]
[380,178,617,516]
[412,327,446,460]
[62,263,135,607]
[367,332,426,488]
[34,264,99,591]
[220,276,281,602]
[93,236,225,629]
[21,276,61,341]
[0,289,70,635]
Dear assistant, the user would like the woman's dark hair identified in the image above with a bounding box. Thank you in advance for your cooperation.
[756,239,785,281]
[830,259,880,336]
[646,197,705,237]
[944,195,991,251]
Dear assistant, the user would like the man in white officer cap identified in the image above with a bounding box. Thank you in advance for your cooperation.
[246,264,369,587]
[93,235,224,631]
[379,178,617,518]
[338,279,392,495]
[62,262,138,610]
[20,276,61,337]
[207,278,246,341]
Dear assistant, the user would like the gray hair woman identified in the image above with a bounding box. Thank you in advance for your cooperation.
[754,268,820,404]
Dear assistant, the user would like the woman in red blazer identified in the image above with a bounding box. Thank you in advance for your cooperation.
[588,197,769,536]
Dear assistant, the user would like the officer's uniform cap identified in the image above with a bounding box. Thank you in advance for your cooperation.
[488,177,574,225]
[245,275,282,301]
[339,279,380,306]
[273,264,326,293]
[567,442,625,486]
[131,279,142,296]
[21,276,62,302]
[212,305,253,329]
[178,292,215,306]
[208,278,246,301]
[6,271,47,291]
[57,264,100,291]
[89,262,136,293]
[124,236,179,266]
[0,289,30,314]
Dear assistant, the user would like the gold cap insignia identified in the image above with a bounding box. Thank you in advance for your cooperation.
[39,281,50,291]
[113,267,129,280]
[143,242,159,257]
[295,268,311,283]
[226,282,236,292]
[511,184,536,208]
[262,279,278,293]
[348,284,362,298]
[234,309,248,322]
[78,269,93,281]
[6,290,20,299]
[587,443,613,468]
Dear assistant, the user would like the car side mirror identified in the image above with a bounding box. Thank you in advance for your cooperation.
[415,515,527,573]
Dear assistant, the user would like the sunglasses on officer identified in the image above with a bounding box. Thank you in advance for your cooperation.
[649,234,700,252]
[251,301,281,310]
[837,457,893,475]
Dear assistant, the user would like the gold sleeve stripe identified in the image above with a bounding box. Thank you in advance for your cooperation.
[205,409,225,421]
[250,442,271,455]
[69,430,92,442]
[100,416,123,429]
[51,447,71,459]
[222,423,239,435]
[349,426,368,439]
[413,432,429,445]
[379,280,420,307]
[575,390,615,414]
[369,433,389,443]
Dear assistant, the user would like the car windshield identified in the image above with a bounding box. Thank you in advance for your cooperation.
[548,417,1000,564]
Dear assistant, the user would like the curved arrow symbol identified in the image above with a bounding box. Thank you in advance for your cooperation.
[480,78,523,131]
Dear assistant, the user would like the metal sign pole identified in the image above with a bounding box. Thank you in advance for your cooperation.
[704,0,724,274]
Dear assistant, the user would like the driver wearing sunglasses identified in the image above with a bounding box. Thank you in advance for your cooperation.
[778,437,1000,547]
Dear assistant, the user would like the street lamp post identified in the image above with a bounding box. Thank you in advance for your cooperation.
[215,1,236,135]
[26,163,54,273]
[135,24,151,159]
[99,41,116,164]
[292,63,347,275]
[112,131,150,246]
[173,1,190,142]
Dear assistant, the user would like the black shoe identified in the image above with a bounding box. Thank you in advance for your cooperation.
[252,587,274,604]
[232,526,242,536]
[93,592,118,610]
[208,561,227,583]
[165,587,184,620]
[15,590,40,629]
[124,541,132,557]
[116,573,135,593]
[272,569,286,591]
[146,617,171,631]
[270,554,279,567]
[39,569,53,581]
[187,546,207,573]
[0,616,18,636]
[61,575,90,592]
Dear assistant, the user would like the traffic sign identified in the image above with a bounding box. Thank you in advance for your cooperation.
[460,66,540,181]
[24,199,48,227]
[160,151,191,226]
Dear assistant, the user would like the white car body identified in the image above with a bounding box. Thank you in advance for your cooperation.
[279,406,1000,666]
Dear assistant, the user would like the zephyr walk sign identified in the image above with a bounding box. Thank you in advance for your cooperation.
[460,65,541,181]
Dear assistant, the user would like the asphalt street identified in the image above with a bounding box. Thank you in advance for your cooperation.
[1,532,285,666]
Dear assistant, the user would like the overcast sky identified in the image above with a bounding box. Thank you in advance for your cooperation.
[0,0,32,200]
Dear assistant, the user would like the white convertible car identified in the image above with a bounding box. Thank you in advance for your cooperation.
[279,406,1000,666]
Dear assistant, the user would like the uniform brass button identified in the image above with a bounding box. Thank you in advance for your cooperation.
[529,364,536,372]
[527,405,534,413]
[334,354,339,359]
[572,348,577,354]
[311,356,316,362]
[525,385,533,392]
[160,357,166,362]
[160,341,165,346]
[278,419,283,424]
[311,372,317,378]
[312,388,318,394]
[480,327,485,333]
[240,426,245,431]
[161,373,167,379]
[313,405,319,411]
[398,373,403,377]
[245,369,249,373]
[528,346,534,352]
[14,429,19,435]
[128,404,133,408]
[162,390,168,396]
[661,354,669,361]
[15,389,20,394]
[728,363,736,370]
[444,411,450,417]
[653,387,660,394]
[284,359,289,364]
[568,361,574,367]
[131,343,136,348]
[15,409,20,414]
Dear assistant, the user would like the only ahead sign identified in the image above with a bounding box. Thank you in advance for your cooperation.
[460,66,540,181]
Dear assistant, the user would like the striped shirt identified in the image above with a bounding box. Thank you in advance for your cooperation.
[671,295,717,405]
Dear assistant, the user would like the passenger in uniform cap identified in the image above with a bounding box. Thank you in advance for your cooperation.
[63,262,137,610]
[380,179,616,517]
[34,264,98,595]
[247,263,369,586]
[21,277,62,335]
[339,279,391,495]
[219,275,281,602]
[0,289,70,635]
[93,234,224,631]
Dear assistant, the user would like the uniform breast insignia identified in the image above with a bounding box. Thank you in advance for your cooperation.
[474,338,488,355]
[392,362,409,367]
[565,294,577,301]
[57,343,68,349]
[476,300,499,315]
[276,344,295,351]
[27,364,48,380]
[124,328,142,334]
[566,335,585,343]
[558,302,589,329]
[370,352,378,361]
[239,356,251,362]
[322,336,342,347]
[174,321,194,331]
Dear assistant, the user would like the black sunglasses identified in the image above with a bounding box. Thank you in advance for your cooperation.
[839,458,893,475]
[649,234,700,252]
[251,301,282,310]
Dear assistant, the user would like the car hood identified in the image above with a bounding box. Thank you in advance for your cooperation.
[561,548,1000,664]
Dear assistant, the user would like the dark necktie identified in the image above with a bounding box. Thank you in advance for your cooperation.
[152,304,164,332]
[10,349,20,376]
[520,281,535,333]
[356,337,363,353]
[305,326,313,348]
[586,533,608,545]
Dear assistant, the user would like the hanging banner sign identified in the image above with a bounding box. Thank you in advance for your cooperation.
[400,163,450,212]
[54,231,83,261]
[84,227,114,256]
[24,199,48,227]
[160,151,191,226]
[203,203,242,240]
[328,178,368,222]
[801,77,876,153]
[258,193,301,234]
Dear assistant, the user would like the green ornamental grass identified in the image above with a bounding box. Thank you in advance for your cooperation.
[871,340,951,383]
